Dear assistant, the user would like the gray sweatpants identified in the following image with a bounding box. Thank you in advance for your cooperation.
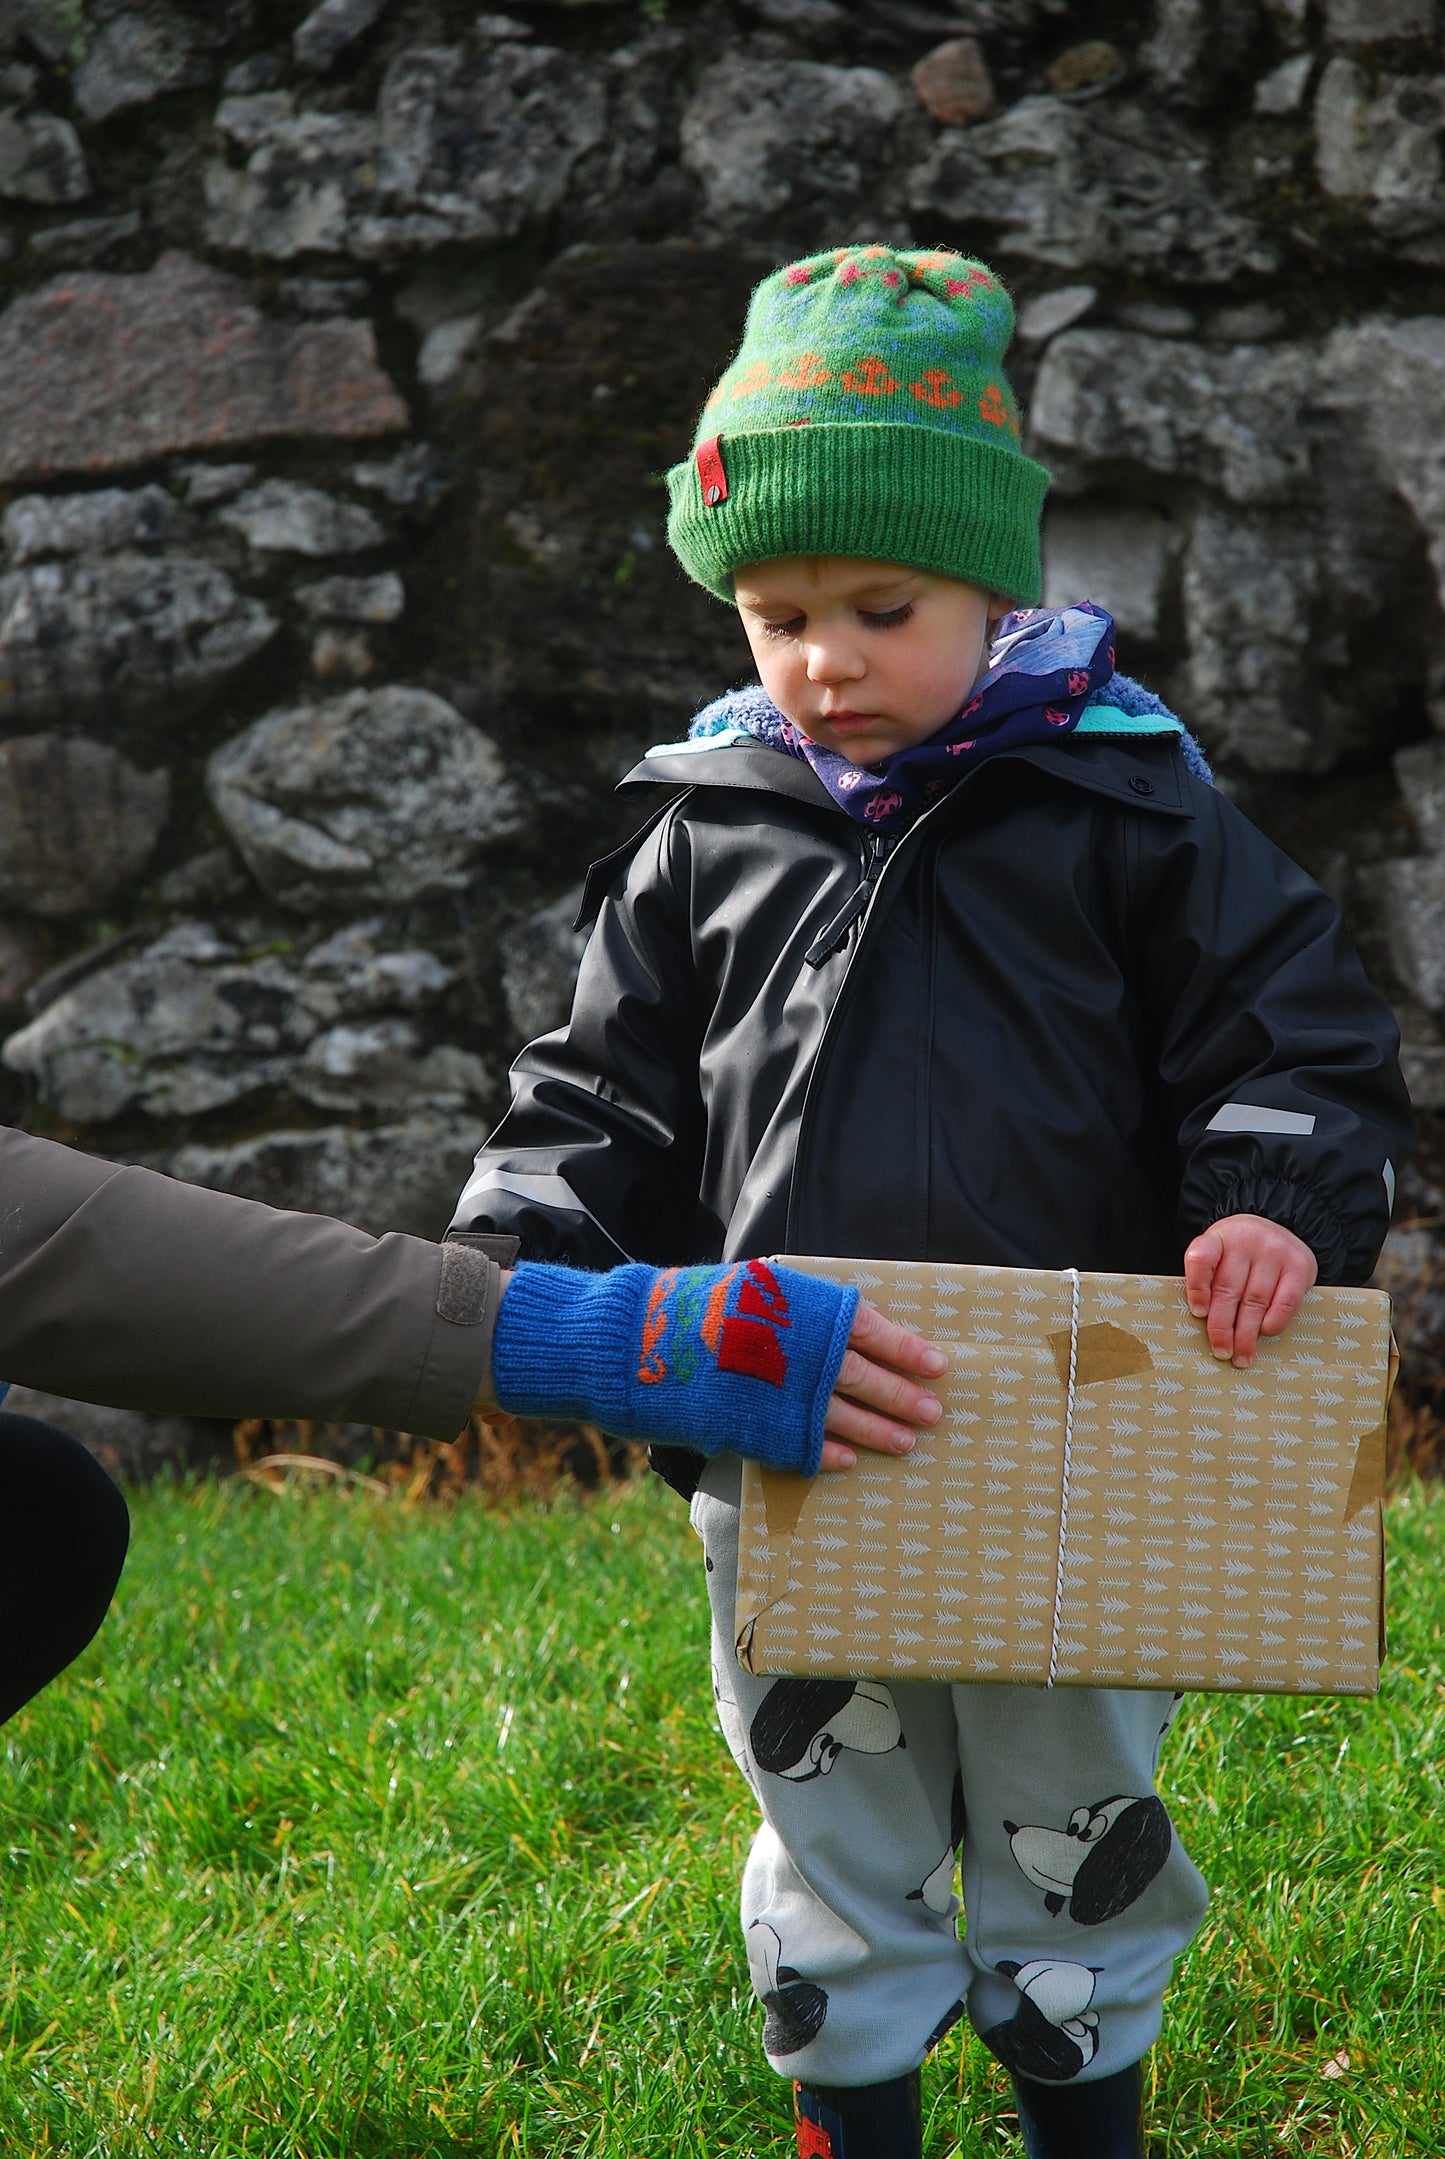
[692,1453,1210,2089]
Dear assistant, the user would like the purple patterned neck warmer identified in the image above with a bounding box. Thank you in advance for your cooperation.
[691,602,1118,833]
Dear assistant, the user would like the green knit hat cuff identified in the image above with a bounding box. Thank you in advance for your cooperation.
[667,423,1048,604]
[665,244,1049,605]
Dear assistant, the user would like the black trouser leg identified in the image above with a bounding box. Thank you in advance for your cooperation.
[1012,2061,1147,2159]
[0,1414,129,1726]
[793,2071,923,2158]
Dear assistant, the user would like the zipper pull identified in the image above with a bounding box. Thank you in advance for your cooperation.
[804,833,895,967]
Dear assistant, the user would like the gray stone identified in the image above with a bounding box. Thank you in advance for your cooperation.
[1114,301,1196,337]
[747,0,848,24]
[0,554,276,727]
[3,915,463,1123]
[681,57,906,228]
[154,848,249,909]
[0,919,41,1009]
[1041,502,1179,641]
[2,483,179,563]
[293,1017,488,1111]
[27,208,141,262]
[295,572,404,622]
[1381,852,1445,1011]
[1029,330,1313,506]
[1325,0,1435,39]
[0,1387,216,1480]
[0,253,406,487]
[1401,1042,1445,1109]
[1140,0,1258,106]
[0,2,81,65]
[301,919,455,1009]
[348,443,453,513]
[161,1115,489,1240]
[1314,59,1445,262]
[221,52,284,94]
[205,37,609,260]
[0,735,169,917]
[0,105,89,202]
[279,274,370,315]
[1206,302,1287,343]
[293,0,391,73]
[207,685,524,912]
[417,312,484,393]
[500,888,588,1041]
[1322,318,1445,607]
[310,627,374,682]
[909,97,1275,285]
[1181,507,1320,773]
[218,479,384,556]
[1254,53,1313,115]
[1016,285,1096,345]
[0,922,324,1123]
[1395,739,1445,853]
[73,7,218,121]
[176,460,255,506]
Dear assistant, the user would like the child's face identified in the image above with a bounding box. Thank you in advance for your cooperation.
[734,556,1008,766]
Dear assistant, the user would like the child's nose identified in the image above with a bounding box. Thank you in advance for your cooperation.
[804,635,865,684]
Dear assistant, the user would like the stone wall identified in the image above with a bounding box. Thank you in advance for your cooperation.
[1,0,1443,1463]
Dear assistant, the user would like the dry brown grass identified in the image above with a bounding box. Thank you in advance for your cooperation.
[231,1408,643,1503]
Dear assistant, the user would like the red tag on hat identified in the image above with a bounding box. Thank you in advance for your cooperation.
[696,435,728,507]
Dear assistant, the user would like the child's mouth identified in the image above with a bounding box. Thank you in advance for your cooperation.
[818,710,882,735]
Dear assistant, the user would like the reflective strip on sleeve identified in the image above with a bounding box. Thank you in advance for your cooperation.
[452,1165,635,1260]
[1384,1160,1396,1213]
[1205,1102,1317,1136]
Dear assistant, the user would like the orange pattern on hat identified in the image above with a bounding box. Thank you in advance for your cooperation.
[841,355,900,395]
[779,350,833,388]
[912,367,963,408]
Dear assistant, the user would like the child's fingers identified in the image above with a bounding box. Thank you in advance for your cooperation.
[833,1339,942,1428]
[1224,1258,1281,1367]
[1200,1241,1253,1361]
[846,1298,948,1379]
[820,1389,919,1467]
[1182,1228,1223,1319]
[1257,1248,1317,1340]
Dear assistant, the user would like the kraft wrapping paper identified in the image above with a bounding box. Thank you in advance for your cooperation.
[736,1259,1394,1698]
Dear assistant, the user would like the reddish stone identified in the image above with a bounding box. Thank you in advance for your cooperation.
[0,251,407,486]
[910,38,996,128]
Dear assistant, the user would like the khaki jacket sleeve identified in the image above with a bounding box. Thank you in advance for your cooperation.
[0,1128,497,1440]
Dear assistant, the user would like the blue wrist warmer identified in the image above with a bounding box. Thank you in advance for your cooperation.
[491,1258,859,1476]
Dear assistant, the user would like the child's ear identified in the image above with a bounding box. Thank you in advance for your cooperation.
[986,592,1012,626]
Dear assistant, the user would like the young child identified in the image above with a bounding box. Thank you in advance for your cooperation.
[461,247,1412,2158]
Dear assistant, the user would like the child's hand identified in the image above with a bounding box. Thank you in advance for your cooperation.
[820,1301,946,1471]
[1182,1214,1317,1368]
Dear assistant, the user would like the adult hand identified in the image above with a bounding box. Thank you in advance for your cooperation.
[820,1300,946,1470]
[1182,1213,1317,1368]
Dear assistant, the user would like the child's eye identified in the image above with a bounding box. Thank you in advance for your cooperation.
[757,615,805,640]
[859,603,915,630]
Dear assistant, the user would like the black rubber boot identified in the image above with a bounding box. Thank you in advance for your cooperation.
[1012,2060,1146,2159]
[792,2070,923,2158]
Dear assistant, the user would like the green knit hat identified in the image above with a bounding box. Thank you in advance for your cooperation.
[666,244,1049,605]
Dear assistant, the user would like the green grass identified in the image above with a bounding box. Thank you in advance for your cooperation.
[0,1474,1441,2156]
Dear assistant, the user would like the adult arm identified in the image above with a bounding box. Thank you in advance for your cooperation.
[0,1128,943,1464]
[0,1126,494,1439]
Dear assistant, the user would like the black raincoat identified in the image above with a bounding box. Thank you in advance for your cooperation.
[451,731,1412,1495]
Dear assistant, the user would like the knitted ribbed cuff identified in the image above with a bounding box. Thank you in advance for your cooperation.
[491,1263,651,1428]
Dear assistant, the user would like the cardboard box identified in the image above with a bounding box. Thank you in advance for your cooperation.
[735,1259,1395,1697]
